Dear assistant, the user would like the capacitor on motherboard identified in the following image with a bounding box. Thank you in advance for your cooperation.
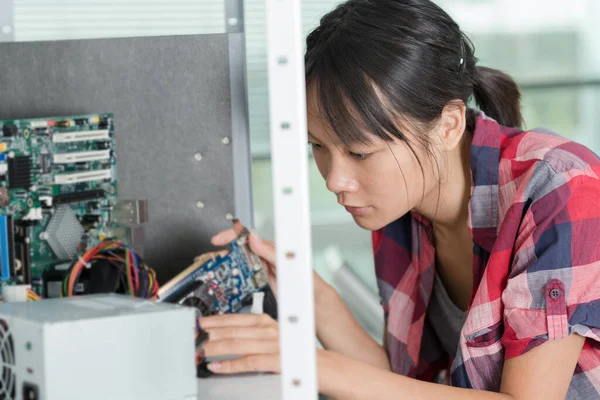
[55,120,73,128]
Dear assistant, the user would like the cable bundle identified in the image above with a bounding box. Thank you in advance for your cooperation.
[62,240,159,299]
[26,288,41,301]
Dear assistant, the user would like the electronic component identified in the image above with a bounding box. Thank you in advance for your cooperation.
[51,129,109,143]
[0,188,9,207]
[0,294,197,400]
[1,284,29,302]
[54,189,106,205]
[53,149,111,164]
[158,231,270,315]
[0,216,15,280]
[0,113,143,301]
[40,151,52,174]
[14,222,31,284]
[45,205,85,260]
[7,155,32,189]
[54,169,111,185]
[1,123,17,137]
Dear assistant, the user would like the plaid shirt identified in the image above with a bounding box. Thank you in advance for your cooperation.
[373,112,600,395]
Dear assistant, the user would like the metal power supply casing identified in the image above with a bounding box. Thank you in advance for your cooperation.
[0,294,197,400]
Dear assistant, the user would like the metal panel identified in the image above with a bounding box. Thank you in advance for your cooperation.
[266,0,318,399]
[0,0,14,42]
[0,35,250,283]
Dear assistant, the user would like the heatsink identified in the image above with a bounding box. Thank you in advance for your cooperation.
[45,206,84,260]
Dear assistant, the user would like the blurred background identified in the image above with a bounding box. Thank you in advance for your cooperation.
[6,0,600,339]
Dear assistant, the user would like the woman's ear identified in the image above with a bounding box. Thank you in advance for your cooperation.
[437,101,466,152]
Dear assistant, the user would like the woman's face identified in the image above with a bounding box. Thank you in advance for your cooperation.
[306,91,440,231]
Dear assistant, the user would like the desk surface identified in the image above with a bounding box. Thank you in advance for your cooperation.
[197,374,281,399]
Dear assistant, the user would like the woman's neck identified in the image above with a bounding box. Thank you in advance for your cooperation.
[414,133,472,230]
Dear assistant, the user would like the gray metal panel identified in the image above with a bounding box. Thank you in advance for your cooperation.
[0,35,246,283]
[0,0,14,42]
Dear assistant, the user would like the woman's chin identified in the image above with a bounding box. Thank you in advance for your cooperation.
[351,214,387,231]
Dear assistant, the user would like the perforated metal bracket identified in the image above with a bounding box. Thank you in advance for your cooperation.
[113,200,149,225]
[266,0,318,399]
[0,0,14,42]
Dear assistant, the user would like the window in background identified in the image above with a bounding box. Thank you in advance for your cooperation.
[13,0,224,40]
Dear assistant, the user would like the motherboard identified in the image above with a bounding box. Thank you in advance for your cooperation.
[0,114,129,297]
[157,232,270,315]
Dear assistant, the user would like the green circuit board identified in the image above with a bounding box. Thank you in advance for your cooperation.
[0,114,124,296]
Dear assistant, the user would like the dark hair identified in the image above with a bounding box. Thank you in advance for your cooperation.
[305,0,523,150]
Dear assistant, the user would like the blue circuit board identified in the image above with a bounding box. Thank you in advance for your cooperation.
[157,233,270,315]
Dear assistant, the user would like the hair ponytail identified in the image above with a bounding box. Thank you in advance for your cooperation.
[472,66,523,129]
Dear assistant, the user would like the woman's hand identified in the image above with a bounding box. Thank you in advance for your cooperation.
[200,313,281,374]
[208,221,332,303]
[209,220,280,296]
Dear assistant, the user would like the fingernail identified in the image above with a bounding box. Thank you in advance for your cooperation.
[207,362,221,372]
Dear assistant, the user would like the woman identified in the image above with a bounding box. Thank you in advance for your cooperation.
[199,0,600,398]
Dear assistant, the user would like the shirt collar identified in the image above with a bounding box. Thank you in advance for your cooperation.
[468,112,503,253]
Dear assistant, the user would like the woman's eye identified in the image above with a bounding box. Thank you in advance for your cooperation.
[349,152,371,161]
[308,141,323,150]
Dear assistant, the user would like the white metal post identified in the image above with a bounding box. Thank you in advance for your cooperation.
[265,0,318,398]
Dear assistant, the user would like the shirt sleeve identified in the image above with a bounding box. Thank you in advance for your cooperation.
[501,167,600,359]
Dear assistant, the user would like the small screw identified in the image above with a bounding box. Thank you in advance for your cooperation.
[227,17,238,26]
[280,122,290,130]
[282,187,293,195]
[285,251,295,259]
[222,137,231,145]
[288,315,298,323]
[39,232,49,241]
[277,56,288,65]
[194,152,203,161]
[292,379,301,387]
[196,201,205,209]
[225,213,234,221]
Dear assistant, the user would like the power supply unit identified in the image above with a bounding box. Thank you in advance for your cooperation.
[0,294,197,400]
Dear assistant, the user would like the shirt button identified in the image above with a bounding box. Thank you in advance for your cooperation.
[550,288,561,299]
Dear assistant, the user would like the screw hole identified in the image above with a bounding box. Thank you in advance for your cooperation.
[292,379,301,387]
[282,187,293,195]
[285,251,295,259]
[288,315,298,323]
[280,122,290,130]
[277,56,288,65]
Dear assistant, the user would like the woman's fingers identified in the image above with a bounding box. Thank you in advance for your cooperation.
[248,231,276,266]
[201,313,275,329]
[210,228,238,246]
[207,354,280,374]
[205,326,278,341]
[203,338,279,358]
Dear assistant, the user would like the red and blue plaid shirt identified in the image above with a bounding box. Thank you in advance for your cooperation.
[373,112,600,395]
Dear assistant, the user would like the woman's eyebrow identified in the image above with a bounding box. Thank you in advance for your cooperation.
[307,132,320,141]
